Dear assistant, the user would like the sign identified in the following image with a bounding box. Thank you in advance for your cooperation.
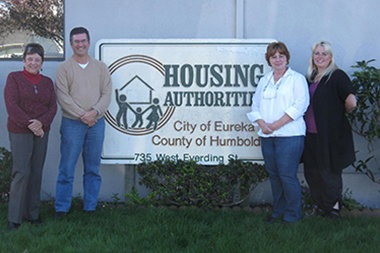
[96,39,274,164]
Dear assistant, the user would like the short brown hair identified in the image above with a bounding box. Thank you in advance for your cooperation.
[23,43,44,62]
[70,27,90,43]
[265,42,290,66]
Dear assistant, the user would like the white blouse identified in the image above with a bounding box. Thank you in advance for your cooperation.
[247,67,309,137]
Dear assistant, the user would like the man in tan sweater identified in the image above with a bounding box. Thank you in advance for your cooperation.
[54,27,112,217]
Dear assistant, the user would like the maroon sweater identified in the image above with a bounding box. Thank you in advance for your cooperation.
[4,71,57,134]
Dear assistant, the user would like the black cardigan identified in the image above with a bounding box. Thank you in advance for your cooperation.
[310,69,356,171]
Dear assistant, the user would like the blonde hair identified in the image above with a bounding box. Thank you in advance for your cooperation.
[306,41,338,82]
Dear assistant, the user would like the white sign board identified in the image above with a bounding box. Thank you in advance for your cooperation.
[96,39,274,164]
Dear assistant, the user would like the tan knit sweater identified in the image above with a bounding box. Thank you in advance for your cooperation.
[55,56,112,120]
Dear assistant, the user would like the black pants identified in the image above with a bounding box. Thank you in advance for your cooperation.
[303,133,342,212]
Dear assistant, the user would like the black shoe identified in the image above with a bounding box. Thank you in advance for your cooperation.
[26,219,42,225]
[266,216,279,224]
[283,219,300,224]
[314,208,326,217]
[326,209,341,219]
[7,221,20,231]
[54,211,67,219]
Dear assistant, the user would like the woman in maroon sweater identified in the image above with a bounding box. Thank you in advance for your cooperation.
[4,43,57,230]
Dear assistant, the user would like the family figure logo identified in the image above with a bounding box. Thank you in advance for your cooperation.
[104,55,175,136]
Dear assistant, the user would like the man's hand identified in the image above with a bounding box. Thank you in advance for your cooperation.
[80,110,98,127]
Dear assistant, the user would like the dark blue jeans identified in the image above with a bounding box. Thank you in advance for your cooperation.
[261,136,304,222]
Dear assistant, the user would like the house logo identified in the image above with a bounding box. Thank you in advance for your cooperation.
[104,55,175,136]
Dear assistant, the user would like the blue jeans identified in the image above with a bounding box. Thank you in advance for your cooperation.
[261,136,304,222]
[55,117,105,212]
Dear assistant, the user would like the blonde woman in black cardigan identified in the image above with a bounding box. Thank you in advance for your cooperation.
[303,41,357,219]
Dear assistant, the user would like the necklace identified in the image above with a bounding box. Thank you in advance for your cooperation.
[263,73,284,92]
[262,72,286,100]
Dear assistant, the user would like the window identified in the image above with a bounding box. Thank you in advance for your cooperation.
[0,0,64,60]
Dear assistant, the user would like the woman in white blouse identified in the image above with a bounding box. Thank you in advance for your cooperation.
[247,42,309,223]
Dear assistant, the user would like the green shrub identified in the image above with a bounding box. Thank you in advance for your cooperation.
[348,59,380,184]
[0,147,12,202]
[136,159,268,208]
[124,186,158,208]
[342,188,365,211]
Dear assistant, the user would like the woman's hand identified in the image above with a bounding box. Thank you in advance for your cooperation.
[256,119,273,134]
[345,94,357,113]
[268,114,293,131]
[28,119,43,134]
[34,128,45,138]
[28,119,45,137]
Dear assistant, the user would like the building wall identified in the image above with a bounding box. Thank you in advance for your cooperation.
[1,0,379,207]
